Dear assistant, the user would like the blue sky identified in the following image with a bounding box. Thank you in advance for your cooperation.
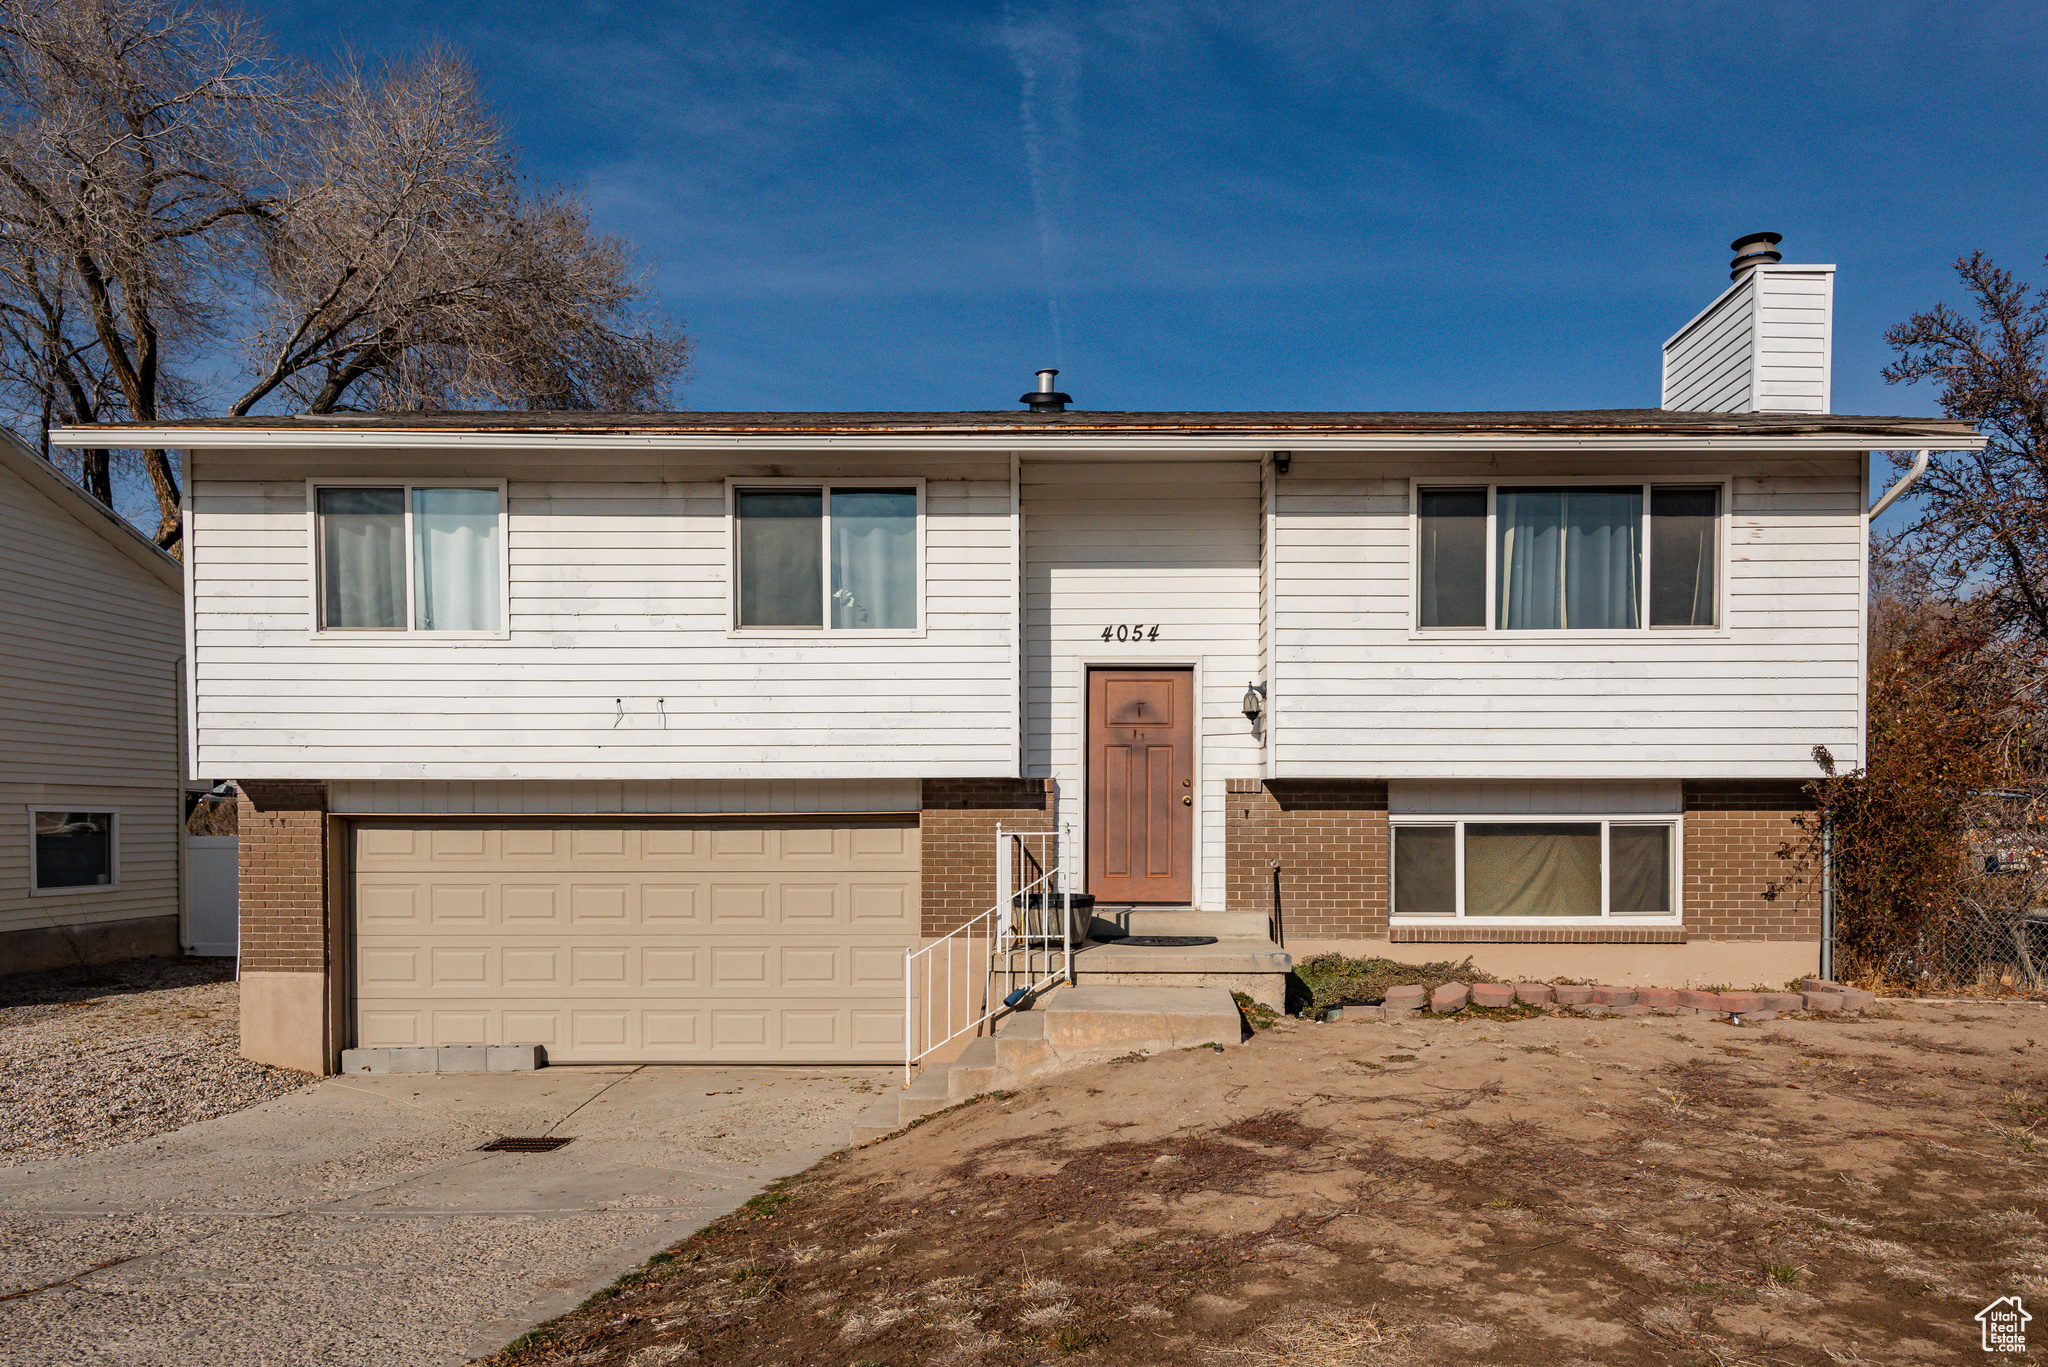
[135,0,2048,529]
[255,0,2048,415]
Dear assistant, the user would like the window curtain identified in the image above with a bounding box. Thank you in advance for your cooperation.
[1496,487,1641,630]
[1463,822,1601,916]
[318,488,405,629]
[737,488,823,627]
[413,488,501,631]
[830,489,917,629]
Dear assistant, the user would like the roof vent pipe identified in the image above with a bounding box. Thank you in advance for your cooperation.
[1021,368,1072,413]
[1729,231,1784,278]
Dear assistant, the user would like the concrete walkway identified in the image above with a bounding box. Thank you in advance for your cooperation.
[0,1064,894,1366]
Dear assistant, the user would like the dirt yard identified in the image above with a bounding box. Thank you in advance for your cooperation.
[474,1000,2048,1366]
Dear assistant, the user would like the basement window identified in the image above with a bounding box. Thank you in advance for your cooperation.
[733,482,922,631]
[30,810,117,893]
[1414,482,1721,631]
[1390,817,1677,921]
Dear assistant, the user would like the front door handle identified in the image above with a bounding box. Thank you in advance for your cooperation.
[1182,795,1192,805]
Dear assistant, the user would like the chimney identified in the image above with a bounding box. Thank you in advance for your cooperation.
[1661,232,1834,414]
[1020,368,1071,413]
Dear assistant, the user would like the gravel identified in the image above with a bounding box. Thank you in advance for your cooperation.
[0,956,313,1166]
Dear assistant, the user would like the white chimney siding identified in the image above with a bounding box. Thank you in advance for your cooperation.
[1662,263,1834,415]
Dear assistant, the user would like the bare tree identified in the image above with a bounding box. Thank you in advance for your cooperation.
[1883,251,2048,646]
[0,7,690,547]
[232,51,688,416]
[0,0,282,549]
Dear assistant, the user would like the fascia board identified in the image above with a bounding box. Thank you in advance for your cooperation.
[44,429,1984,455]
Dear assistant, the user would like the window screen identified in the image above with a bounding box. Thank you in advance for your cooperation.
[736,488,824,627]
[1496,487,1641,630]
[1417,488,1485,627]
[1650,486,1718,627]
[1463,822,1601,917]
[1610,824,1672,914]
[35,811,113,889]
[830,488,917,629]
[318,488,405,629]
[1393,825,1456,915]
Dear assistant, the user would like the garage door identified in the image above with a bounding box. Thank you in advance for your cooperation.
[350,819,917,1063]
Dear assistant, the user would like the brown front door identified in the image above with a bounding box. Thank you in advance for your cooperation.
[1086,668,1195,904]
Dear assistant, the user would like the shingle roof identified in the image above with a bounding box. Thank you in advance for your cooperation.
[56,408,1978,438]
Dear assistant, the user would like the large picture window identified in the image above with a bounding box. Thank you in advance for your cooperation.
[734,484,919,630]
[314,484,504,632]
[1415,483,1720,631]
[1391,817,1677,921]
[30,810,117,892]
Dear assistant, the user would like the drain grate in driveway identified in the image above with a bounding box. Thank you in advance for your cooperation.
[477,1136,574,1153]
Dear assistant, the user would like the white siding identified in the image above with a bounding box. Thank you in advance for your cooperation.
[0,458,183,936]
[1754,269,1833,414]
[1269,453,1864,780]
[1022,459,1264,909]
[1663,272,1756,413]
[1663,266,1834,415]
[188,450,1017,780]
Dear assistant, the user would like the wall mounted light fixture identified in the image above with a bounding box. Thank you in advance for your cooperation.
[1242,682,1266,722]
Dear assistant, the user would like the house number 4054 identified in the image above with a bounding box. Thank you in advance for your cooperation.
[1100,624,1161,642]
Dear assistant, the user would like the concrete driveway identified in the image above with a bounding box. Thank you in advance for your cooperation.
[0,1064,893,1366]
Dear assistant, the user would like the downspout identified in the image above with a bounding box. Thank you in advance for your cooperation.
[1867,449,1929,520]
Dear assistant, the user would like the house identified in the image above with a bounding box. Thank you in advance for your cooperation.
[48,235,1982,1075]
[0,432,187,974]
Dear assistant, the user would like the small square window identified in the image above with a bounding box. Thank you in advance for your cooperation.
[33,811,115,890]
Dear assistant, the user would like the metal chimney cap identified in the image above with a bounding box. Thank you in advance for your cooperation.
[1729,231,1784,278]
[1021,367,1072,413]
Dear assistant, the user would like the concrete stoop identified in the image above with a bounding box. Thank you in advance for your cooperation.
[849,985,1244,1144]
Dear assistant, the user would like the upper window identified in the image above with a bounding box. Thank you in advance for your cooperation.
[1416,483,1720,630]
[315,484,504,633]
[31,810,116,892]
[734,485,919,630]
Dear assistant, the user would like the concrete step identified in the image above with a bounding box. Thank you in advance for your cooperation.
[1064,937,1291,1011]
[993,1009,1055,1076]
[946,1036,1002,1099]
[849,1092,902,1144]
[1099,908,1273,939]
[1041,985,1245,1057]
[896,1063,958,1126]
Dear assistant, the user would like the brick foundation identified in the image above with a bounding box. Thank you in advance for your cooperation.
[1682,780,1818,940]
[919,779,1056,936]
[236,781,331,974]
[237,780,340,1073]
[1225,779,1390,939]
[1224,778,1818,946]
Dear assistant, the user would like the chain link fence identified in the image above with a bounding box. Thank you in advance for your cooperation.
[1835,792,2048,996]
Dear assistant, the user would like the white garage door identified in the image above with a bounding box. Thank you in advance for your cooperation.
[351,819,918,1063]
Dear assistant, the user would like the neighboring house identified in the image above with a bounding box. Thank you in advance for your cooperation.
[0,433,187,975]
[51,236,1983,1075]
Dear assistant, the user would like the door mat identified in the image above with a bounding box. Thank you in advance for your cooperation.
[1113,935,1219,947]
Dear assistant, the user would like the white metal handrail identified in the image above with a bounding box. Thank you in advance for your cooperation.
[904,824,1075,1082]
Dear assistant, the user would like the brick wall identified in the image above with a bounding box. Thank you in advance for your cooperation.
[236,780,331,974]
[919,779,1055,936]
[1683,780,1818,940]
[1225,779,1390,939]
